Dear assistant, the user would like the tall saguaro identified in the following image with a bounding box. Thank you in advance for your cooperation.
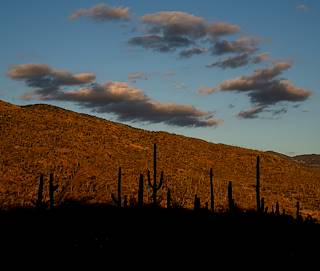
[36,174,44,209]
[148,143,163,206]
[111,167,122,207]
[210,168,214,212]
[256,156,261,212]
[49,173,58,210]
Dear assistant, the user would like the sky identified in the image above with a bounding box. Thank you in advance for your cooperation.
[1,0,319,155]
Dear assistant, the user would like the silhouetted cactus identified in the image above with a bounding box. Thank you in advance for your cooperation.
[256,156,261,212]
[49,173,58,209]
[36,174,44,209]
[167,188,171,209]
[228,181,234,212]
[194,194,201,210]
[296,201,301,220]
[210,168,214,212]
[147,144,163,206]
[129,196,135,208]
[275,201,280,215]
[261,197,265,214]
[123,195,128,208]
[138,173,144,208]
[112,167,122,207]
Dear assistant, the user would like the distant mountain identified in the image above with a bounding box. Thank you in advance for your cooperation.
[265,150,291,160]
[266,150,320,167]
[1,99,319,219]
[293,154,320,167]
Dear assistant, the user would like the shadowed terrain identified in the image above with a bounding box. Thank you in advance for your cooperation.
[0,203,319,265]
[0,100,319,220]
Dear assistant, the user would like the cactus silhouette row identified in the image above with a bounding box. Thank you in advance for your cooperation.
[35,144,306,222]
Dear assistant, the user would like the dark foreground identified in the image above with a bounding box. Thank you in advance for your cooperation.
[0,203,319,265]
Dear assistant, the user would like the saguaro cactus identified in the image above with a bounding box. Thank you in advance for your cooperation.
[148,143,163,206]
[49,173,59,209]
[167,188,171,209]
[194,194,201,210]
[36,174,44,209]
[210,168,214,212]
[256,156,261,212]
[296,201,300,220]
[275,201,280,216]
[228,181,234,211]
[138,173,144,208]
[112,167,122,207]
[261,197,265,214]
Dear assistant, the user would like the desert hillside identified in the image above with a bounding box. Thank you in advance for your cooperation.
[0,100,319,219]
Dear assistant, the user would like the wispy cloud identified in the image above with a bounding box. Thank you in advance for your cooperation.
[207,52,269,69]
[8,64,221,127]
[179,47,207,58]
[197,87,217,95]
[173,82,188,90]
[212,37,259,55]
[207,53,250,69]
[296,4,310,12]
[129,35,192,52]
[128,72,148,82]
[237,106,265,119]
[69,3,130,22]
[206,22,240,38]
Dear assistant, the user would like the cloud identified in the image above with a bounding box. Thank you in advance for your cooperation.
[69,3,130,22]
[179,47,207,58]
[128,35,193,52]
[47,82,221,127]
[252,53,269,63]
[296,4,310,12]
[270,107,287,116]
[237,106,265,119]
[197,87,217,95]
[207,53,250,69]
[173,82,187,90]
[212,37,259,55]
[8,64,220,127]
[129,11,240,57]
[128,72,148,82]
[141,11,207,39]
[217,62,311,105]
[7,64,95,97]
[204,62,311,118]
[206,22,240,38]
[207,52,269,69]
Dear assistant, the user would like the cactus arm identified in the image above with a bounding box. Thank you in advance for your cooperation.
[157,171,164,190]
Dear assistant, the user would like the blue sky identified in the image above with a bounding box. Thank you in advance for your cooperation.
[1,0,319,155]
